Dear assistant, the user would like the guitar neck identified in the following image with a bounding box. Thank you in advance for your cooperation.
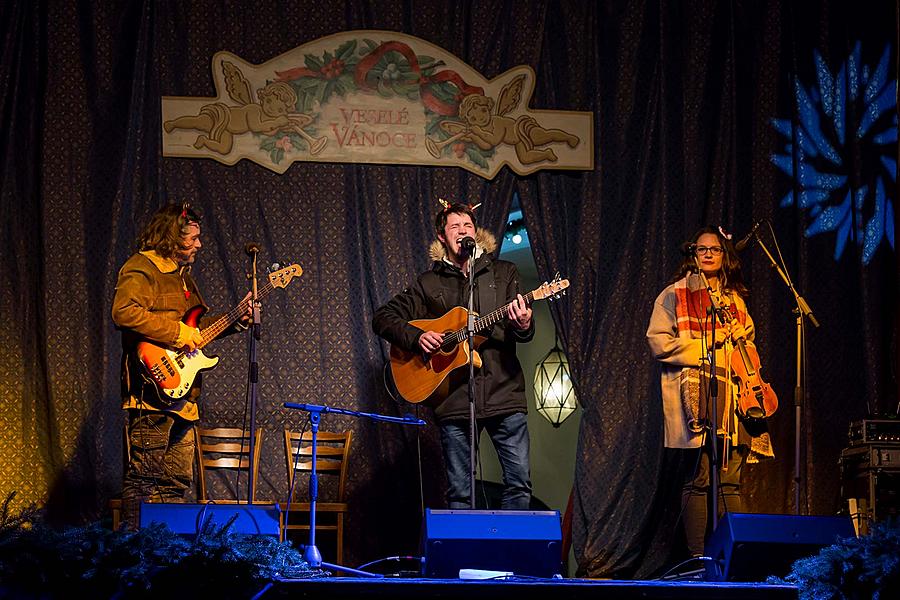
[198,280,277,347]
[447,290,537,344]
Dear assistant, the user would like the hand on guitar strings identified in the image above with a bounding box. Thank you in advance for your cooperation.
[185,328,204,351]
[239,291,253,326]
[508,293,533,330]
[418,330,444,354]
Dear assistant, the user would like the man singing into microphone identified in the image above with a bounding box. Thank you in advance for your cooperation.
[373,200,535,509]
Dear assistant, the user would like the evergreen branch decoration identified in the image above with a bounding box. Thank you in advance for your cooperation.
[0,494,324,598]
[0,492,39,537]
[768,522,900,599]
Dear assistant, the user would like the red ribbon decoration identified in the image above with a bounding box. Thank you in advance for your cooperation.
[275,40,483,116]
[275,66,319,80]
[354,41,482,116]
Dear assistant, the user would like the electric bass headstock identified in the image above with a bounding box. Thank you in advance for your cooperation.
[532,273,569,301]
[267,263,303,288]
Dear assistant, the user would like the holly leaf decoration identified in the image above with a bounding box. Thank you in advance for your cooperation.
[271,147,285,164]
[304,53,323,71]
[336,40,357,61]
[465,146,489,169]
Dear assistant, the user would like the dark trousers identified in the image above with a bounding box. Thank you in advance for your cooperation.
[440,412,532,510]
[679,444,747,557]
[121,409,196,530]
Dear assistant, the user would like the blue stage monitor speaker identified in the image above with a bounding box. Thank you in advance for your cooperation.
[421,509,562,578]
[139,502,281,537]
[704,512,856,582]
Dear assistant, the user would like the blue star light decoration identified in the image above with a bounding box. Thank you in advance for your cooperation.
[771,42,896,264]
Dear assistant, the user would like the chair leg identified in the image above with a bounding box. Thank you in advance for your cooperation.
[336,514,343,566]
[110,499,121,530]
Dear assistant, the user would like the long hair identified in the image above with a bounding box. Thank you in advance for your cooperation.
[670,225,749,297]
[136,203,201,259]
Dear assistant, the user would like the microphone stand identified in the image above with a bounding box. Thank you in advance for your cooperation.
[282,401,426,577]
[464,246,477,510]
[246,249,261,504]
[695,265,724,533]
[747,227,819,515]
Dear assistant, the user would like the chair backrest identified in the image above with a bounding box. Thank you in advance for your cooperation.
[283,429,352,502]
[195,426,264,503]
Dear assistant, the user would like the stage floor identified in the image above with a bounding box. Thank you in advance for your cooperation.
[262,576,798,599]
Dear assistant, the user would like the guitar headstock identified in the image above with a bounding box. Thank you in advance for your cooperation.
[532,274,569,301]
[267,263,303,288]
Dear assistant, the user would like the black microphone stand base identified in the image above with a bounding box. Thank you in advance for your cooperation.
[303,544,322,567]
[305,559,381,578]
[282,402,426,579]
[301,538,378,577]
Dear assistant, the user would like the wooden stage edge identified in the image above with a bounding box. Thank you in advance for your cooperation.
[261,576,798,599]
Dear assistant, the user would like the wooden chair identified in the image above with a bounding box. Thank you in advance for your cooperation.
[195,426,265,503]
[110,498,123,530]
[281,429,352,563]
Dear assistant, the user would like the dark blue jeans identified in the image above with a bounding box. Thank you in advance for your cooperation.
[440,412,532,509]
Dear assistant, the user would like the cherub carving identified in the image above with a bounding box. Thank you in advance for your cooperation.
[163,61,327,155]
[425,74,579,164]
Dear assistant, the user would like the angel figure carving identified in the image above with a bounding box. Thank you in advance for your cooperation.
[163,61,327,156]
[425,74,580,164]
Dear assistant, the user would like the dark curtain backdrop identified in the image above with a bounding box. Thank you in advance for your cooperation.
[1,0,896,577]
[518,0,899,577]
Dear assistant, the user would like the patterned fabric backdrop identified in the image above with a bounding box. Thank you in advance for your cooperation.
[0,0,896,577]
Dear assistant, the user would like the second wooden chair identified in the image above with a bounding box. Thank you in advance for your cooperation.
[281,429,352,563]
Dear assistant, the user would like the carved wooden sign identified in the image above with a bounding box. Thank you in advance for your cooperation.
[162,30,593,179]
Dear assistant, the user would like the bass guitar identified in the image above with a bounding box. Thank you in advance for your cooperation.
[137,263,302,403]
[389,275,569,404]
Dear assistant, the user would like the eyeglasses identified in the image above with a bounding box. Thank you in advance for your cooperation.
[695,245,724,256]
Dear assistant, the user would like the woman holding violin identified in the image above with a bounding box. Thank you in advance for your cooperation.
[646,225,774,559]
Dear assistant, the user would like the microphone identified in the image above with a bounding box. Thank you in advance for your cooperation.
[682,243,697,257]
[244,241,260,256]
[734,221,763,252]
[458,236,476,252]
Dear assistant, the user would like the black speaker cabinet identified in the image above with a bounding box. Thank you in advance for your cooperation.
[139,502,281,537]
[704,512,855,582]
[841,445,900,534]
[421,509,562,578]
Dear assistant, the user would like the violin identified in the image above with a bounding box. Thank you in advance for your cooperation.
[717,305,778,420]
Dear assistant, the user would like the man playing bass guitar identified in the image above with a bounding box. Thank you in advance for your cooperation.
[111,203,249,530]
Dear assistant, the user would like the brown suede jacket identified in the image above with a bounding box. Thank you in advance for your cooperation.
[111,251,229,420]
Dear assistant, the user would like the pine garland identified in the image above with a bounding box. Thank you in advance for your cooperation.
[0,492,324,598]
[769,522,900,600]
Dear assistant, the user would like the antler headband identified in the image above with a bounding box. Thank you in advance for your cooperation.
[437,197,482,212]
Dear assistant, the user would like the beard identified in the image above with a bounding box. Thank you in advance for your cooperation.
[176,248,196,265]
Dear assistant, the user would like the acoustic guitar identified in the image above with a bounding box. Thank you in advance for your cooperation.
[137,263,302,404]
[389,275,569,404]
